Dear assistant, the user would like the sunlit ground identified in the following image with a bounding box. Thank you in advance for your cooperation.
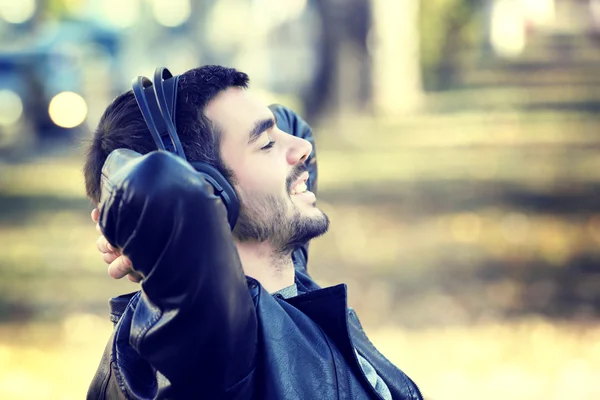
[1,317,599,400]
[1,110,600,399]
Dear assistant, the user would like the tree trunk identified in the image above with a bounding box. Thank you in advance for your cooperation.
[371,0,423,115]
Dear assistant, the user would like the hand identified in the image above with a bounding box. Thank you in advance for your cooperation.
[91,208,142,283]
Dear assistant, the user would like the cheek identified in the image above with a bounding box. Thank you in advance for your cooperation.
[222,148,261,189]
[234,165,262,192]
[235,158,288,194]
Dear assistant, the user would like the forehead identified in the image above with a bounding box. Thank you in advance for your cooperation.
[204,87,271,145]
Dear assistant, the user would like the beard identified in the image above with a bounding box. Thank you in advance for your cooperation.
[232,168,329,255]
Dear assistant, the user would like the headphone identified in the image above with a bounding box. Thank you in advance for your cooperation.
[131,67,239,230]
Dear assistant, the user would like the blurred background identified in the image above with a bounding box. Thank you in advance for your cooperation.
[1,0,600,399]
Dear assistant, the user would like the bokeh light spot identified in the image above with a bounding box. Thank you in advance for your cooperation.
[48,92,88,129]
[151,0,191,27]
[101,0,140,29]
[0,90,23,127]
[491,0,526,57]
[0,0,36,24]
[451,213,482,243]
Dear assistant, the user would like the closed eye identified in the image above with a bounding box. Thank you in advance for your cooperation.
[261,139,276,150]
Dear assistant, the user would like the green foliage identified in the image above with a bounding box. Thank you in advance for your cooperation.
[419,0,481,90]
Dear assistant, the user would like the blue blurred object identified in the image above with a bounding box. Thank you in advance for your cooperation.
[0,20,120,150]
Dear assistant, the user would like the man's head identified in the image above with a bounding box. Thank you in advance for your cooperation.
[84,65,328,255]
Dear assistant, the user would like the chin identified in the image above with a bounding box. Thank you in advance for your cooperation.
[306,206,324,216]
[280,208,330,253]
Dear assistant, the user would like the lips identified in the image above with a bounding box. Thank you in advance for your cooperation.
[289,171,309,195]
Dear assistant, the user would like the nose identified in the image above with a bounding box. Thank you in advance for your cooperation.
[286,135,312,166]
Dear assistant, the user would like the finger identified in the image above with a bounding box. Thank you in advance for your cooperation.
[102,251,120,265]
[108,255,133,279]
[96,222,102,234]
[127,272,143,283]
[91,208,100,223]
[96,235,111,254]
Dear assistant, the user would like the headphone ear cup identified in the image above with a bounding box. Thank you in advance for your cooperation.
[190,161,239,230]
[132,68,239,229]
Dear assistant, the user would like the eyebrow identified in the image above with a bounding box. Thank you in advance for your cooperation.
[248,117,275,145]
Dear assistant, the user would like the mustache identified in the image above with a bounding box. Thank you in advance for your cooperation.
[286,164,308,192]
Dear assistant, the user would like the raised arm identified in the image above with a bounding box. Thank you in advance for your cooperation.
[99,150,257,398]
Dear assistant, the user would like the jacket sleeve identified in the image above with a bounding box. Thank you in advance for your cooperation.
[269,104,318,268]
[99,150,257,398]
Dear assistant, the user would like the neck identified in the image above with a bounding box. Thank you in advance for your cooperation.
[234,240,295,293]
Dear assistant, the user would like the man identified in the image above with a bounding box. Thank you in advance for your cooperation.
[85,65,423,399]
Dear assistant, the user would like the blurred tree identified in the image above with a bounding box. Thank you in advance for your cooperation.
[308,0,372,121]
[309,0,482,116]
[419,0,481,91]
[371,0,423,115]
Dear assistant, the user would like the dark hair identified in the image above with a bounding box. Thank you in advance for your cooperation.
[83,65,249,204]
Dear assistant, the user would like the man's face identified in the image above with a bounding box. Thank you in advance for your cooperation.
[205,87,329,254]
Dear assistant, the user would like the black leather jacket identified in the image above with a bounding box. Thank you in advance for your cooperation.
[87,105,423,400]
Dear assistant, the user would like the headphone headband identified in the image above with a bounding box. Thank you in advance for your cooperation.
[131,68,184,158]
